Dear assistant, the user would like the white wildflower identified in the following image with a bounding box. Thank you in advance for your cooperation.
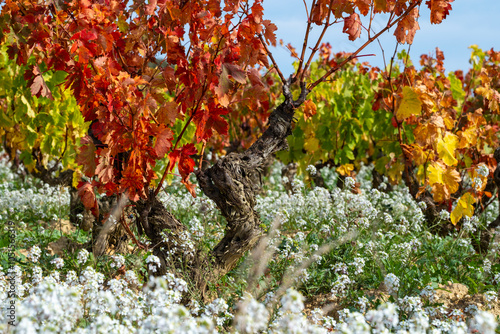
[384,273,400,296]
[50,257,64,269]
[27,245,41,263]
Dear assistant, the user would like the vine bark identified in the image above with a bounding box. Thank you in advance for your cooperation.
[136,80,309,295]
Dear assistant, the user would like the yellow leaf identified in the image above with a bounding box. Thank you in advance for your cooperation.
[412,144,434,165]
[431,183,449,202]
[72,170,82,188]
[396,86,422,119]
[428,162,445,185]
[458,127,477,149]
[450,192,475,225]
[304,137,319,152]
[443,167,460,194]
[437,132,458,166]
[427,162,459,201]
[441,110,456,130]
[336,164,354,176]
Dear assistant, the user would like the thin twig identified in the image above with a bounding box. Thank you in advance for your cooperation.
[198,140,207,170]
[308,1,420,91]
[296,0,317,80]
[300,0,336,83]
[257,33,286,84]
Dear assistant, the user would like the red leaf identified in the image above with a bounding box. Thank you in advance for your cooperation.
[145,0,157,15]
[311,1,328,24]
[343,13,362,41]
[28,65,54,100]
[77,181,99,218]
[168,144,197,196]
[181,143,197,156]
[178,152,196,180]
[248,68,265,87]
[157,101,179,126]
[168,149,181,172]
[70,29,99,63]
[76,136,97,177]
[193,104,229,141]
[30,75,54,100]
[71,29,98,42]
[391,116,399,128]
[162,67,177,93]
[215,66,231,107]
[154,127,173,158]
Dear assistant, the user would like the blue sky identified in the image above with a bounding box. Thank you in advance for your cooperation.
[262,1,500,76]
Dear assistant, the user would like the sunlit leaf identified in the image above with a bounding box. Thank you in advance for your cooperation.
[396,86,422,119]
[450,192,475,225]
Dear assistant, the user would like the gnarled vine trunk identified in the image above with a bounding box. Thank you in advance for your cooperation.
[136,82,308,296]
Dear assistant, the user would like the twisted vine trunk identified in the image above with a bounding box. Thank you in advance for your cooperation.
[195,83,308,277]
[136,82,308,296]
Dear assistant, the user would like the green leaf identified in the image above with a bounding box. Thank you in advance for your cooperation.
[0,111,13,127]
[448,72,465,112]
[0,234,9,248]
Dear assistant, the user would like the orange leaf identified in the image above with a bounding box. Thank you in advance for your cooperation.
[303,99,317,121]
[157,101,180,126]
[426,0,453,24]
[355,0,371,15]
[394,7,420,44]
[431,183,449,203]
[262,19,277,46]
[95,148,114,184]
[343,13,362,41]
[181,179,197,198]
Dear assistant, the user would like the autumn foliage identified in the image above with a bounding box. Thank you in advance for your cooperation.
[10,0,495,275]
[1,0,455,212]
[2,0,280,207]
[373,46,500,225]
